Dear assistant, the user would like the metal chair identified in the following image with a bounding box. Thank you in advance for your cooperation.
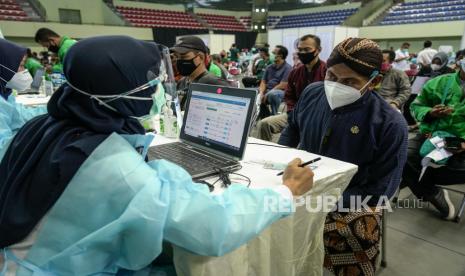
[380,206,388,268]
[379,191,399,270]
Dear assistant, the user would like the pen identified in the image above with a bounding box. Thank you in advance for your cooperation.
[276,157,321,176]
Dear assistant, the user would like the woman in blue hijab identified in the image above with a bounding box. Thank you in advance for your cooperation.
[0,38,47,148]
[0,36,313,275]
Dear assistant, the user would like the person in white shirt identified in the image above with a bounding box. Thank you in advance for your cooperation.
[394,42,411,71]
[417,40,438,67]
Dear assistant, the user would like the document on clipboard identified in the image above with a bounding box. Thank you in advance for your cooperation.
[411,76,430,95]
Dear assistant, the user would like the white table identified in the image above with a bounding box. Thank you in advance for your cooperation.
[151,136,358,276]
[15,95,50,106]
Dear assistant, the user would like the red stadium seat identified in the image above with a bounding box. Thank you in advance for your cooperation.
[0,0,32,21]
[116,5,209,30]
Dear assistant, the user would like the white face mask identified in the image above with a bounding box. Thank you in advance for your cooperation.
[460,59,465,72]
[5,70,33,92]
[324,75,376,110]
[431,64,441,71]
[0,63,34,92]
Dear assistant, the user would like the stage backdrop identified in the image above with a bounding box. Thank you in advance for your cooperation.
[175,34,235,55]
[213,30,258,51]
[153,27,258,52]
[152,28,209,48]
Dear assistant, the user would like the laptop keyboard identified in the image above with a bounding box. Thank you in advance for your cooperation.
[147,142,238,177]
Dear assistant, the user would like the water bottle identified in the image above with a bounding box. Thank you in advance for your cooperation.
[160,105,178,138]
[39,76,46,96]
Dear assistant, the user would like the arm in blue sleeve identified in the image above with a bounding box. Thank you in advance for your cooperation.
[149,160,294,257]
[10,98,48,125]
[0,97,47,149]
[0,108,13,149]
[281,66,292,82]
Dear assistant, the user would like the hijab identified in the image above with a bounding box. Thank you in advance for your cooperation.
[0,39,26,99]
[0,36,162,247]
[431,52,451,78]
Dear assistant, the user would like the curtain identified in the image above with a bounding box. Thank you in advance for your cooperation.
[152,28,209,48]
[213,31,258,50]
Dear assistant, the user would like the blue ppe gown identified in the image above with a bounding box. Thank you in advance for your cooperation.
[0,95,47,148]
[1,133,293,275]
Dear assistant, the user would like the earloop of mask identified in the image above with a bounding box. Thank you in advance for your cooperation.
[66,78,161,112]
[104,79,160,103]
[0,63,17,74]
[66,81,120,112]
[359,70,380,93]
[0,64,29,84]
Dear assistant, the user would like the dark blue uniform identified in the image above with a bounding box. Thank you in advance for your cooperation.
[279,82,408,206]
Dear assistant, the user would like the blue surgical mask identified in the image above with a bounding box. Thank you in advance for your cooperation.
[150,82,166,116]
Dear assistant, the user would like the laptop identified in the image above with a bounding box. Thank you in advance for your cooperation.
[147,83,257,180]
[19,68,45,94]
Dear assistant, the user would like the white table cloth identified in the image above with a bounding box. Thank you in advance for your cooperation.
[151,136,358,276]
[15,95,50,106]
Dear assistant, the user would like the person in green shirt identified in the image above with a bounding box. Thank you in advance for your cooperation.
[254,48,272,80]
[264,43,275,63]
[209,54,228,80]
[220,50,229,65]
[24,48,43,77]
[402,51,465,220]
[229,44,239,63]
[47,53,62,73]
[209,60,222,78]
[34,28,77,72]
[242,48,272,88]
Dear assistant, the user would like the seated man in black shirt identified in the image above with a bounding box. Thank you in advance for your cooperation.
[171,36,230,109]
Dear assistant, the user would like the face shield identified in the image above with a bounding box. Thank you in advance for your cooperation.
[156,45,183,129]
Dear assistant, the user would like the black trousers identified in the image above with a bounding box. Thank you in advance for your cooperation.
[403,94,418,126]
[242,76,260,88]
[402,133,465,199]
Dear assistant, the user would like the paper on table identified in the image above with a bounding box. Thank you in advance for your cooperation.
[411,76,430,95]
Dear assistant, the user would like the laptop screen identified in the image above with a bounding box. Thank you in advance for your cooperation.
[181,84,257,160]
[31,68,45,89]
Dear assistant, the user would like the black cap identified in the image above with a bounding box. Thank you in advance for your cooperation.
[171,36,209,54]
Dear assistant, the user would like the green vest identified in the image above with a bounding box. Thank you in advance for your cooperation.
[209,63,222,78]
[56,36,77,72]
[24,57,43,77]
[411,72,465,139]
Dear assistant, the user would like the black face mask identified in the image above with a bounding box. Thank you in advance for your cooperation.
[273,55,281,64]
[298,51,316,65]
[176,56,199,76]
[48,45,60,53]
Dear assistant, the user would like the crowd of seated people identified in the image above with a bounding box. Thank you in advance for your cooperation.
[257,35,326,141]
[1,23,464,275]
[249,36,465,223]
[0,32,314,275]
